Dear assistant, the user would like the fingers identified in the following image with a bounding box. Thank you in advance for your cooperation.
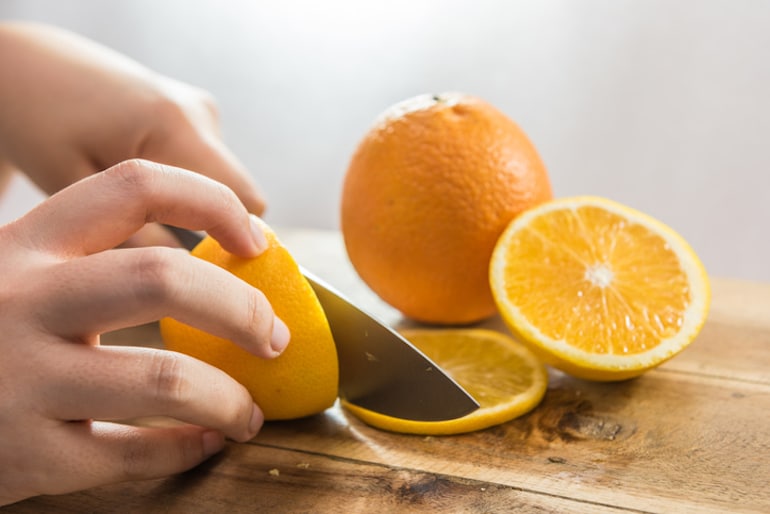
[33,422,226,497]
[16,159,266,258]
[41,345,262,443]
[137,79,267,216]
[34,246,290,358]
[187,140,266,216]
[199,140,267,216]
[143,132,267,217]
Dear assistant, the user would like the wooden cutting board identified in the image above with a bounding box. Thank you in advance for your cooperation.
[8,229,769,513]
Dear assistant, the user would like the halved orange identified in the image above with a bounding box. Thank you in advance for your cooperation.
[160,219,338,420]
[342,329,547,435]
[489,196,711,381]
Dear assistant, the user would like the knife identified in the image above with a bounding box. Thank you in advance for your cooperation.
[164,225,479,421]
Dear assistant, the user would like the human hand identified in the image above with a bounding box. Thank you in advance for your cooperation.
[0,21,265,245]
[0,159,290,506]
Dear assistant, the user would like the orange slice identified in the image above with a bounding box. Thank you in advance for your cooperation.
[489,196,711,381]
[342,329,547,435]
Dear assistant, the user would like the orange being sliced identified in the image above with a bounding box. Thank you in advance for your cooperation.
[160,219,338,420]
[342,329,547,435]
[489,196,711,381]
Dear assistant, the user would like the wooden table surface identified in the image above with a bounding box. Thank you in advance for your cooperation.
[7,229,769,513]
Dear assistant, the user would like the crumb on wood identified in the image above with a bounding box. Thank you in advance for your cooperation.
[297,462,311,469]
[268,468,280,477]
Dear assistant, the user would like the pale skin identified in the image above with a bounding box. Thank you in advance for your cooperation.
[0,21,266,244]
[0,23,289,505]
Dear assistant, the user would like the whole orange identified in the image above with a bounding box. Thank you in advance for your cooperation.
[341,92,552,324]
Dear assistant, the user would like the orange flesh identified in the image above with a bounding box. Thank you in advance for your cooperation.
[500,206,690,355]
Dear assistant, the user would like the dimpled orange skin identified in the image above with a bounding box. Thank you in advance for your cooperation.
[341,93,553,324]
[160,221,339,421]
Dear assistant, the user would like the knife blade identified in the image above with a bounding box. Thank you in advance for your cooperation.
[164,225,479,421]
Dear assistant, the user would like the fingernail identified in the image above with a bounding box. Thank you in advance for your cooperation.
[270,317,290,356]
[250,214,268,254]
[202,430,225,458]
[249,403,264,435]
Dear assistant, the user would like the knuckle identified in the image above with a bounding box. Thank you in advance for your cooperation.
[150,92,191,128]
[119,426,204,481]
[209,180,240,211]
[204,183,248,233]
[147,351,190,410]
[150,84,220,132]
[157,81,220,122]
[197,89,220,120]
[130,247,180,305]
[245,289,274,346]
[104,158,160,196]
[120,430,155,481]
[220,387,253,434]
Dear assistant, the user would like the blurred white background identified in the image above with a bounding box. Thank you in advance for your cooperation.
[1,0,768,281]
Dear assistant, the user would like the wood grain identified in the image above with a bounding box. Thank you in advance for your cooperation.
[5,229,769,513]
[8,443,635,514]
[254,370,769,513]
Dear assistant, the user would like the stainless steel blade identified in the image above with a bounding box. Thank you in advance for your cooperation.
[164,225,480,421]
[301,269,479,421]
